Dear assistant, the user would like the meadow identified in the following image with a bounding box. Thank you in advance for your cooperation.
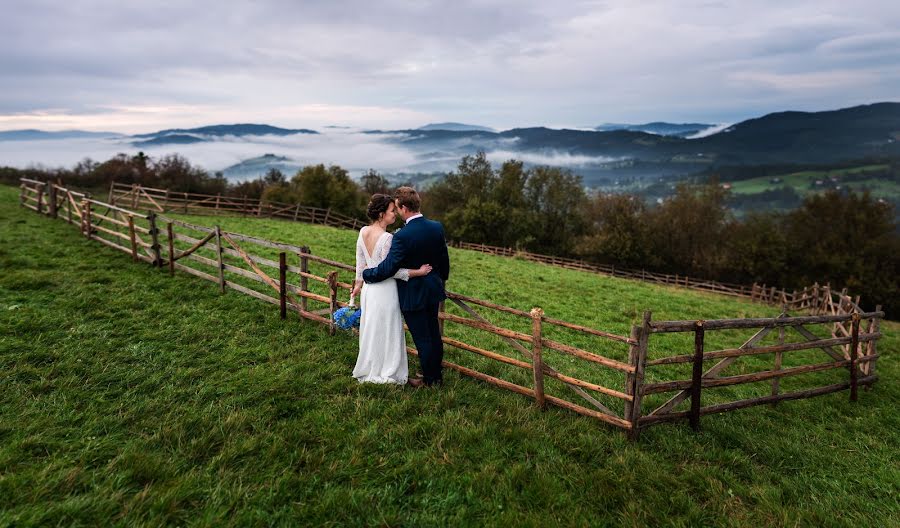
[2,184,898,526]
[726,164,896,197]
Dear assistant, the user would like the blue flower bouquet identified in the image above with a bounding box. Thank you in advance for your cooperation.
[333,296,361,330]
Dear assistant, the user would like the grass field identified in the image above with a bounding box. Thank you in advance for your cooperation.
[726,164,897,198]
[2,183,898,526]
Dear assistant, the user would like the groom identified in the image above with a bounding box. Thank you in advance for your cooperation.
[363,187,450,387]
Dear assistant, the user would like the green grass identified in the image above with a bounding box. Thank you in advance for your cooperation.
[2,184,899,526]
[727,164,895,197]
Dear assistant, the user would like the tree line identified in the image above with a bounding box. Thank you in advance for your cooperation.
[2,151,897,316]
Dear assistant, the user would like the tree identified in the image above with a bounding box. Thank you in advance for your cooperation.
[575,192,648,267]
[720,212,789,285]
[263,168,286,186]
[524,166,588,254]
[645,182,731,275]
[426,153,533,247]
[360,169,390,195]
[292,164,364,217]
[152,154,221,193]
[783,191,899,313]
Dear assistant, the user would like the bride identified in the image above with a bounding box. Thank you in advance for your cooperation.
[351,194,431,384]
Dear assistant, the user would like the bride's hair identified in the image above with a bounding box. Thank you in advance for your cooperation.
[367,194,394,221]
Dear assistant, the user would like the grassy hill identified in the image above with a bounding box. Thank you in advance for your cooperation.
[1,184,898,526]
[727,164,897,196]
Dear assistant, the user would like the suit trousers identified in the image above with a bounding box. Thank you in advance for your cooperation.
[401,302,444,384]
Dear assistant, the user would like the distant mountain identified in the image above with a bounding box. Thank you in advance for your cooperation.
[132,123,318,139]
[418,122,495,132]
[695,102,900,163]
[595,122,716,137]
[364,103,900,185]
[132,134,207,147]
[0,129,123,141]
[221,153,301,180]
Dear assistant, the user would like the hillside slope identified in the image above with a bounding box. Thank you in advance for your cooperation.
[1,184,897,526]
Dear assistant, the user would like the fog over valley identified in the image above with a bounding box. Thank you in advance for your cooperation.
[0,126,632,184]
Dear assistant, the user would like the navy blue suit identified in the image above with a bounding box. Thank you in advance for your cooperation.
[363,216,450,384]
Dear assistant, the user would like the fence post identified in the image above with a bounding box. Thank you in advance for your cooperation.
[66,191,73,224]
[530,308,545,409]
[36,183,45,214]
[293,203,300,221]
[279,252,287,320]
[849,312,860,402]
[624,322,641,421]
[690,320,705,431]
[812,283,820,313]
[48,183,58,218]
[167,223,175,275]
[328,271,338,336]
[628,311,651,441]
[147,212,161,266]
[216,193,221,211]
[19,183,26,208]
[865,305,881,381]
[324,208,331,225]
[438,301,445,335]
[108,181,116,204]
[771,304,786,403]
[82,199,91,239]
[128,215,138,263]
[299,246,310,313]
[215,226,225,293]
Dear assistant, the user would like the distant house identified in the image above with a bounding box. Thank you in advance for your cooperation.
[721,183,732,190]
[769,177,782,184]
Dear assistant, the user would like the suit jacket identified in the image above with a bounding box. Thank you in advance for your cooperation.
[363,216,450,311]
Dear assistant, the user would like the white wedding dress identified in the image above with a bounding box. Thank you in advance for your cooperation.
[352,227,409,384]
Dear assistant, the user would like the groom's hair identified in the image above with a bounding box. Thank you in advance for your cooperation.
[394,186,420,212]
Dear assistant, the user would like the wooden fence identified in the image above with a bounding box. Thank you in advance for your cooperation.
[107,181,367,230]
[19,178,885,440]
[108,182,851,308]
[454,241,864,312]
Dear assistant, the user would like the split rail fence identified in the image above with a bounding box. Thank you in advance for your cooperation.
[20,178,885,439]
[109,182,848,308]
[108,181,366,230]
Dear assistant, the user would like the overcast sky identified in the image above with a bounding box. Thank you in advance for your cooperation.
[1,0,898,133]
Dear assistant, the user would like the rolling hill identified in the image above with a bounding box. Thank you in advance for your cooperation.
[1,182,897,525]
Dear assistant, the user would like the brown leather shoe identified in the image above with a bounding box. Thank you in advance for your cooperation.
[407,377,424,388]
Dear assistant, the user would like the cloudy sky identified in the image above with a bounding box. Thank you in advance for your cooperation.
[1,0,899,133]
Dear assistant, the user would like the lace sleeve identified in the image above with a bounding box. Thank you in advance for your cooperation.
[355,231,366,282]
[381,233,410,281]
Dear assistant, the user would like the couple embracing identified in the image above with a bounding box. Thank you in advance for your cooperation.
[351,187,450,387]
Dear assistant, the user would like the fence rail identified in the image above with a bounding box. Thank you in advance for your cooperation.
[108,181,366,230]
[108,183,860,314]
[19,179,885,440]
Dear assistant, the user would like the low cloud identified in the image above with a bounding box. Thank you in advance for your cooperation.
[0,128,626,181]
